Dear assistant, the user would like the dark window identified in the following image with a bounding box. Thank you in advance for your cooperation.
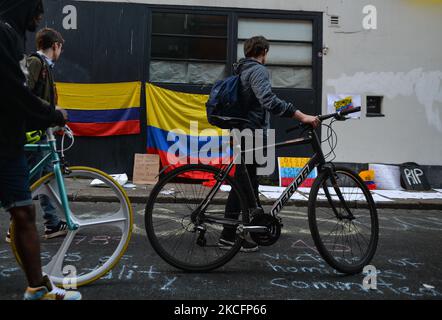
[151,36,227,61]
[152,13,227,37]
[149,12,228,84]
[367,96,385,117]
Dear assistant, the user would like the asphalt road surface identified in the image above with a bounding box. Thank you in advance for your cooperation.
[1,204,441,300]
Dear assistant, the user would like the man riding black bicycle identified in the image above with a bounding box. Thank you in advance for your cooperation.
[218,36,321,253]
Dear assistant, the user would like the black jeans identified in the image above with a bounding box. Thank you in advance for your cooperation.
[26,145,60,228]
[222,162,261,240]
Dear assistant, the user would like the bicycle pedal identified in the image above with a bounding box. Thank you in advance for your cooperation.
[243,225,269,233]
[250,207,265,217]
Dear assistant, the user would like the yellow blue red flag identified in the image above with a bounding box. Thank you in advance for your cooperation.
[57,82,141,137]
[146,83,232,175]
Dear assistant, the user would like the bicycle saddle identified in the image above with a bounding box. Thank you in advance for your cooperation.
[208,116,252,129]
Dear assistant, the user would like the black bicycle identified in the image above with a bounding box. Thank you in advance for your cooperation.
[145,107,379,275]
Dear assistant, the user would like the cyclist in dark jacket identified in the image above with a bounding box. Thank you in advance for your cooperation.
[234,58,297,130]
[219,36,320,252]
[0,0,80,300]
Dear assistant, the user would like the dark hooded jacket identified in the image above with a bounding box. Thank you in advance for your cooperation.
[234,58,297,130]
[0,0,65,158]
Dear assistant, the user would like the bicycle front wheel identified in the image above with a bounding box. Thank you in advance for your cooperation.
[145,164,248,272]
[308,166,379,275]
[10,166,133,287]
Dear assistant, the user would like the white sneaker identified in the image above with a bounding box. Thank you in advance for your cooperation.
[24,275,82,300]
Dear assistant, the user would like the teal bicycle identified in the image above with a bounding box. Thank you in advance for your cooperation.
[9,126,133,287]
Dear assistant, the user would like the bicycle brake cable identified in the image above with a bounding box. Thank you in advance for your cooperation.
[321,119,338,162]
[57,125,75,158]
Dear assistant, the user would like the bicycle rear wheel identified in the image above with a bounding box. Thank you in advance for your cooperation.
[10,166,133,287]
[145,164,248,272]
[308,166,378,275]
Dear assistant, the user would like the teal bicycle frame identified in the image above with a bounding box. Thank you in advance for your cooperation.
[24,128,78,231]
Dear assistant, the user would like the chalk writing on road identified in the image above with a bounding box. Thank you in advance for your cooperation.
[280,213,442,232]
[265,239,442,298]
[0,251,178,291]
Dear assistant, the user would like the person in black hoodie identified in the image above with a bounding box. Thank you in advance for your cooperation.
[0,0,81,300]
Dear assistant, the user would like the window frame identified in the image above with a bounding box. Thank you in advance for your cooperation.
[148,8,233,86]
[234,12,320,91]
[145,5,322,98]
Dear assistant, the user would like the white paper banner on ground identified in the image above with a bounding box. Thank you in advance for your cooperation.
[258,186,311,194]
[222,185,394,202]
[221,185,309,200]
[369,164,403,190]
[261,192,308,201]
[327,94,362,118]
[315,193,393,202]
[373,190,442,200]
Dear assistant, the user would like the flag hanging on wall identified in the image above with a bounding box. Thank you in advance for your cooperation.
[146,83,232,177]
[57,82,142,137]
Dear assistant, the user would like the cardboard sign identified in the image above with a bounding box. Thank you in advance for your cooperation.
[278,157,318,188]
[133,154,160,185]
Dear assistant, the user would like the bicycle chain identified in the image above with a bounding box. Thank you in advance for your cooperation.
[249,214,282,247]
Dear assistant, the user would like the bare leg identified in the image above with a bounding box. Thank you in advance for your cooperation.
[10,205,44,288]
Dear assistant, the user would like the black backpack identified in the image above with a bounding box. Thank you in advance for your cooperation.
[206,74,246,129]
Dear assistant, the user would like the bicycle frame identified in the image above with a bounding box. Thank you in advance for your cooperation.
[199,127,353,228]
[24,129,78,231]
[267,130,326,217]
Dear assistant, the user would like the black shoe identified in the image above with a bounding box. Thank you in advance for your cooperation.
[218,238,259,253]
[44,221,68,239]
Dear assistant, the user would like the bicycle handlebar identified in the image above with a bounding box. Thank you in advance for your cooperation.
[318,106,361,122]
[286,107,361,134]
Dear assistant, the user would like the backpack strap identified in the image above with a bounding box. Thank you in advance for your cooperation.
[28,53,49,98]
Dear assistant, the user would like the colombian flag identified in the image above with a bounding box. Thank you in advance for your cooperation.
[279,157,318,188]
[334,96,354,113]
[57,82,141,137]
[146,83,232,177]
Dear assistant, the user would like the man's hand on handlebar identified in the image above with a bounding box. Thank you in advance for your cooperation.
[56,106,69,121]
[53,106,68,127]
[293,110,321,129]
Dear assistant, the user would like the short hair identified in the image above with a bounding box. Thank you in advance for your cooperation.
[244,36,270,58]
[36,28,65,50]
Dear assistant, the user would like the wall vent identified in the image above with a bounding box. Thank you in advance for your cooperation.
[329,15,340,27]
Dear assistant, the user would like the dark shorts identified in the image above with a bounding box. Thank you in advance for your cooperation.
[0,153,33,211]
